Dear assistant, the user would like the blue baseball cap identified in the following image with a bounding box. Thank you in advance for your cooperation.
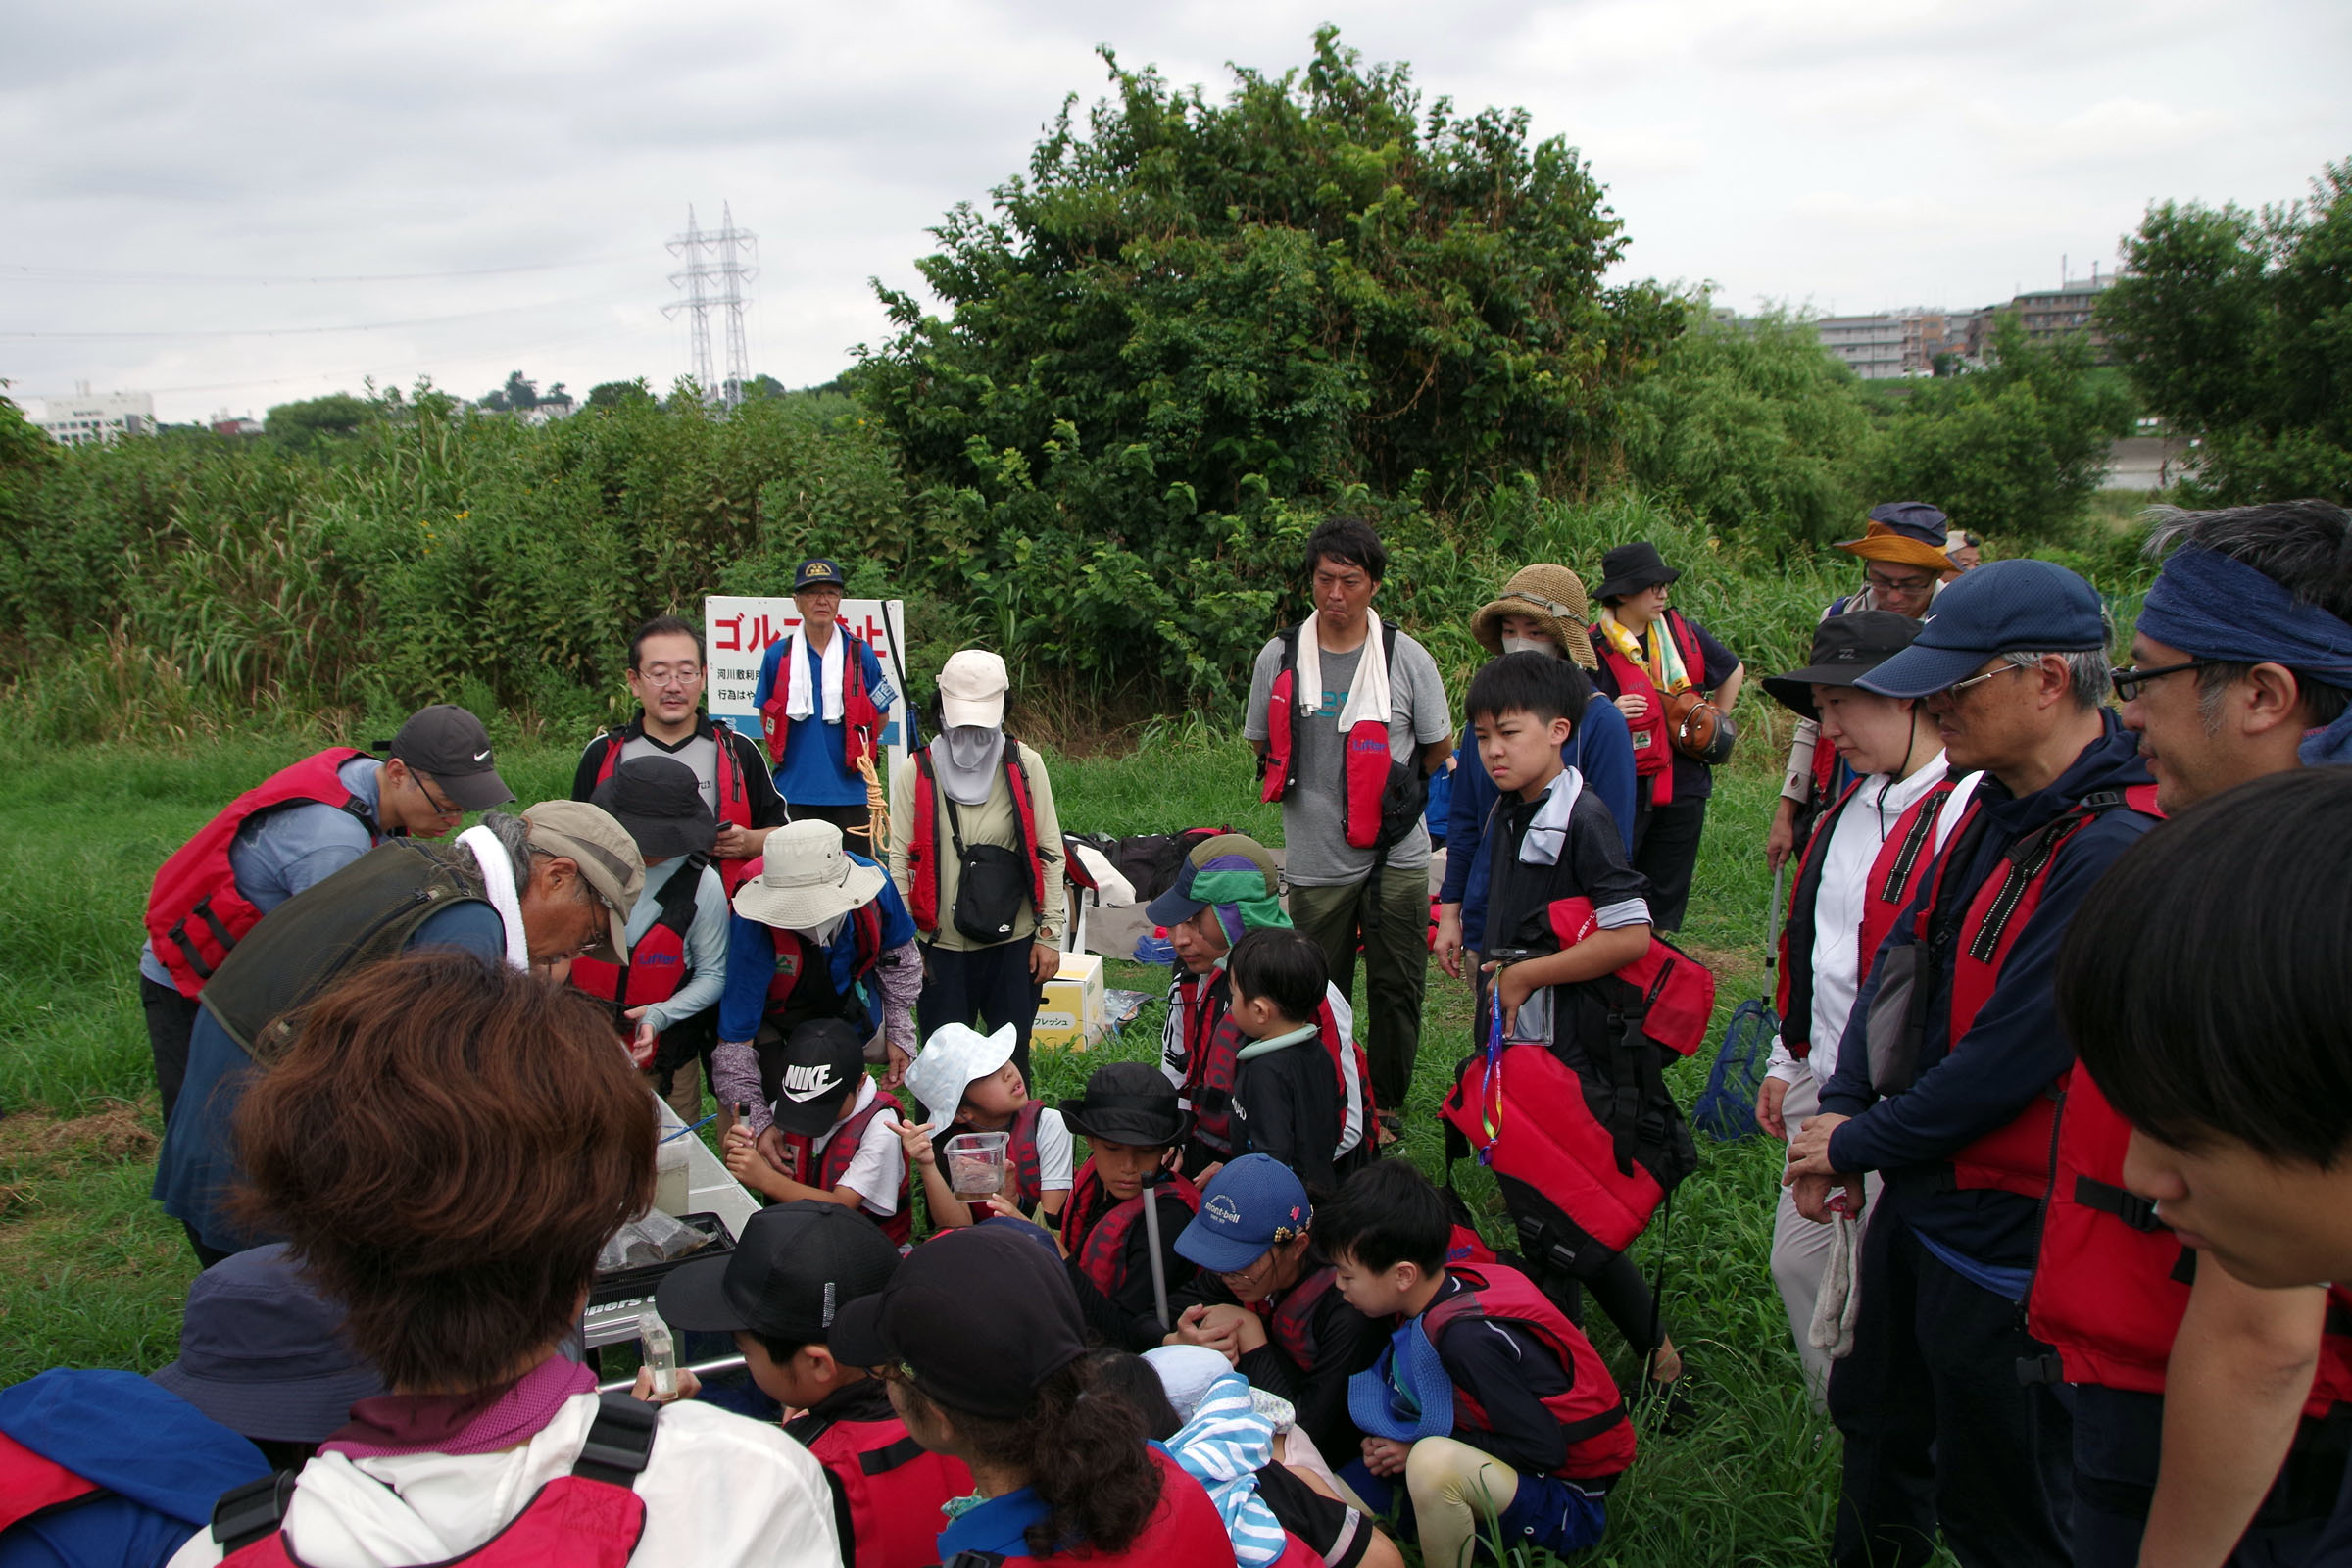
[1175,1153,1312,1275]
[1348,1319,1457,1443]
[1858,558,2107,700]
[793,558,846,592]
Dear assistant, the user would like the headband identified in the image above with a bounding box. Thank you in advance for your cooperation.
[2137,546,2352,765]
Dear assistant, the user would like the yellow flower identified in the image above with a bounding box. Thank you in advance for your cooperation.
[456,510,470,520]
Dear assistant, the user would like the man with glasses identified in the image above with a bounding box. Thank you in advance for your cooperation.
[155,798,643,1267]
[1782,559,2158,1568]
[752,557,897,847]
[140,703,512,1121]
[1767,502,1955,869]
[2019,499,2352,1568]
[574,613,787,895]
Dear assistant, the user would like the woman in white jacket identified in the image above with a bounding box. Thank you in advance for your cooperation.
[168,950,839,1568]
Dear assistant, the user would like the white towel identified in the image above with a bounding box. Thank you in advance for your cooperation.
[1516,766,1587,868]
[1808,1200,1864,1360]
[1293,613,1390,735]
[782,627,845,725]
[456,825,531,972]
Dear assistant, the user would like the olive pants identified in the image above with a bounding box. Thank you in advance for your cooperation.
[1289,864,1430,1117]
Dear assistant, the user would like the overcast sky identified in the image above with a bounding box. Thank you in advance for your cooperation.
[4,0,2346,424]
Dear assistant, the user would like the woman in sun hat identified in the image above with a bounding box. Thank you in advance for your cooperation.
[711,817,924,1159]
[1433,564,1640,987]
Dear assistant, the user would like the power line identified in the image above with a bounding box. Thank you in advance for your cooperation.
[0,291,642,340]
[0,254,640,286]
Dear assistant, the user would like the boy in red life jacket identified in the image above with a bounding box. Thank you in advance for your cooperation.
[2053,769,2352,1567]
[1169,1154,1386,1466]
[1319,1159,1629,1568]
[1219,929,1350,1194]
[577,757,732,1122]
[655,1200,974,1568]
[1056,1063,1203,1351]
[724,1019,912,1245]
[896,1021,1074,1228]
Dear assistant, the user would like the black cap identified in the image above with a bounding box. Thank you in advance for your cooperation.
[1594,541,1681,602]
[589,756,717,860]
[770,1017,867,1137]
[1762,612,1927,719]
[1059,1060,1192,1149]
[656,1200,899,1342]
[382,704,514,811]
[830,1225,1087,1420]
[794,558,847,592]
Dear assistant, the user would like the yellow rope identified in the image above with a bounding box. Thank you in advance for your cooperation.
[857,753,888,850]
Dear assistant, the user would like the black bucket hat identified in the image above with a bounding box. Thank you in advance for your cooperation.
[1594,541,1681,603]
[590,755,717,861]
[1059,1061,1193,1149]
[1761,612,1927,720]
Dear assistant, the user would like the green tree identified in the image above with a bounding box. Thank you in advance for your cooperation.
[1618,306,1874,550]
[263,392,370,450]
[2100,157,2352,502]
[480,370,540,413]
[855,28,1681,698]
[584,378,655,413]
[1868,315,2134,542]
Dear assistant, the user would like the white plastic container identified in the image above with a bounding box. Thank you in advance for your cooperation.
[943,1131,1010,1198]
[654,1135,693,1216]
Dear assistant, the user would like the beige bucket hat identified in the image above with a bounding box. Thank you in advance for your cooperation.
[1469,564,1599,670]
[731,819,886,931]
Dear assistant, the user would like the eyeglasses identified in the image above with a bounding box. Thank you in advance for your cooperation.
[416,774,464,819]
[1218,1251,1276,1286]
[632,662,701,687]
[2111,658,2223,703]
[1865,568,1935,595]
[1943,662,2026,700]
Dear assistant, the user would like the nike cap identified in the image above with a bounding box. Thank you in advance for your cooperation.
[383,704,514,811]
[768,1017,867,1137]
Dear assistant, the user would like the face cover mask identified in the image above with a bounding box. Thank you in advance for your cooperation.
[1501,633,1558,657]
[795,910,851,949]
[944,725,1000,771]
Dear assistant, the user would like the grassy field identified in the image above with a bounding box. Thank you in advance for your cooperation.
[0,724,1874,1566]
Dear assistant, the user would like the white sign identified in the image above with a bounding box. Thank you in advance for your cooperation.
[703,596,913,787]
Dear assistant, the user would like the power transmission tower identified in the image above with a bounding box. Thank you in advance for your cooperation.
[663,207,716,403]
[712,203,759,408]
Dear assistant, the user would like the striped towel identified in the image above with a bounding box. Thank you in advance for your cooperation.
[1163,1371,1289,1567]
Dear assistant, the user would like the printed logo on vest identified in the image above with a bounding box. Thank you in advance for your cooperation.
[1203,1193,1245,1229]
[782,1063,843,1102]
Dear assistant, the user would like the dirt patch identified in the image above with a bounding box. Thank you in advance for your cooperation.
[0,1102,158,1170]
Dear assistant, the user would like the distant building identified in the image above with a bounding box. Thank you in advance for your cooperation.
[1816,313,1910,379]
[30,384,156,446]
[2006,273,2115,361]
[209,409,264,438]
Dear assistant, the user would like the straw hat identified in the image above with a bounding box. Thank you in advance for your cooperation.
[1469,564,1598,670]
[731,819,885,931]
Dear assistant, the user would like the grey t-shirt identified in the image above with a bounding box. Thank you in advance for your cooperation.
[1244,625,1452,886]
[619,730,722,819]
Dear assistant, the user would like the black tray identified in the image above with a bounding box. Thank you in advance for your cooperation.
[589,1211,733,1309]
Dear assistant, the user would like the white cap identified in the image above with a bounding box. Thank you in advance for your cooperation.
[901,1022,1019,1125]
[938,649,1009,729]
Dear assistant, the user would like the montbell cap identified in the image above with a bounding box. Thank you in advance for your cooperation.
[1175,1153,1312,1275]
[794,558,847,592]
[657,1200,900,1343]
[830,1224,1088,1420]
[383,704,514,811]
[1858,558,2108,700]
[1145,833,1288,934]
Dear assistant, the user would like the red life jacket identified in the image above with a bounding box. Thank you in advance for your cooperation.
[1005,1099,1047,1215]
[760,630,884,777]
[906,741,1049,939]
[1854,777,1961,989]
[218,1392,655,1567]
[1254,619,1402,850]
[144,747,377,998]
[780,1087,913,1246]
[1926,782,2162,1200]
[1255,1265,1339,1369]
[592,724,758,894]
[569,858,705,1054]
[1773,779,1863,1053]
[1589,610,1706,808]
[801,1415,975,1568]
[944,1446,1237,1567]
[1423,1264,1637,1481]
[1189,994,1374,1162]
[0,1431,101,1531]
[762,900,885,1018]
[1062,1161,1201,1299]
[2030,1069,2352,1409]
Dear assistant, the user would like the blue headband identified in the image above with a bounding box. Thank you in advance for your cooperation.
[2137,546,2352,765]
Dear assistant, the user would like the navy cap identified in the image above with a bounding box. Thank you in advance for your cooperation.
[1176,1153,1312,1274]
[149,1243,385,1443]
[1859,559,2107,699]
[793,558,846,592]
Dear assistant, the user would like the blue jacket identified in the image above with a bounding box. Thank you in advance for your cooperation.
[1442,695,1638,950]
[716,855,915,1041]
[1822,718,2157,1271]
[0,1369,268,1568]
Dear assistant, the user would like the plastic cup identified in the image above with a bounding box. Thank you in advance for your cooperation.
[655,1136,692,1216]
[943,1131,1010,1198]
